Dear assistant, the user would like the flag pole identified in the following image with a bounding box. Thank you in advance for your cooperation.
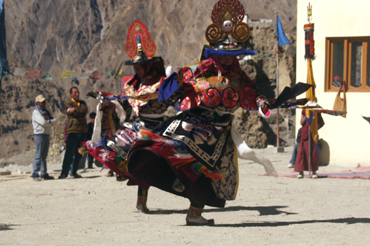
[109,61,123,94]
[308,120,312,178]
[276,39,280,149]
[275,13,283,153]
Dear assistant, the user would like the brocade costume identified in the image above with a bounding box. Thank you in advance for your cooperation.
[127,55,277,209]
[125,0,284,225]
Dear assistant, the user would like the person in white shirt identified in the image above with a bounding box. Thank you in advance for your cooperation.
[31,94,57,181]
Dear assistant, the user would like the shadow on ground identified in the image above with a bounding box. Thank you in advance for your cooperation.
[213,217,370,227]
[149,205,296,216]
[0,223,18,231]
[0,176,28,182]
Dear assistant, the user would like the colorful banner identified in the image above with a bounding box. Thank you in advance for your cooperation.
[42,73,53,80]
[58,70,75,78]
[106,69,116,79]
[304,23,315,59]
[89,71,101,80]
[116,69,125,78]
[9,68,125,80]
[276,16,292,46]
[26,70,41,77]
[79,70,93,79]
[306,58,319,149]
[13,67,27,76]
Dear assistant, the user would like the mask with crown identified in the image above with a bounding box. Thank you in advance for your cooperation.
[203,0,257,59]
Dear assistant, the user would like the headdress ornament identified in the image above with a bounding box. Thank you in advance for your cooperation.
[124,20,161,65]
[204,0,257,58]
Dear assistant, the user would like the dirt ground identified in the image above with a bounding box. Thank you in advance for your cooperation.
[1,146,370,246]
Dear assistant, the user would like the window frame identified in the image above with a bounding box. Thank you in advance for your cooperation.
[325,36,370,92]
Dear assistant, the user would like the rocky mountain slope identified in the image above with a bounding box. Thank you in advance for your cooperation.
[1,0,297,160]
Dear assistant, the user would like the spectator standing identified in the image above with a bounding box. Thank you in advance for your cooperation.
[87,112,96,169]
[287,127,302,168]
[59,86,88,179]
[31,95,57,181]
[294,109,325,179]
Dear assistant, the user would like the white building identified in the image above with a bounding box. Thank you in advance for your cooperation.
[296,0,370,167]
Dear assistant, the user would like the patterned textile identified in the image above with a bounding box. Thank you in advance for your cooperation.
[127,57,267,201]
[85,121,140,175]
[304,23,315,60]
[161,108,233,171]
[137,119,238,200]
[83,140,149,190]
[85,72,172,184]
[35,105,53,121]
[99,103,120,136]
[210,135,238,200]
[137,130,225,182]
[121,73,164,115]
[178,58,261,111]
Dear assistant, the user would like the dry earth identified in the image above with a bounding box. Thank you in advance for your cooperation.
[1,147,370,246]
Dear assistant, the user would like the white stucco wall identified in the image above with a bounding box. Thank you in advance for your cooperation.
[296,0,370,167]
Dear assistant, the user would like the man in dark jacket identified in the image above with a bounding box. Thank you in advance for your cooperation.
[59,86,88,179]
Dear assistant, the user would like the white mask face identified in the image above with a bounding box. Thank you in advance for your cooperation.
[222,20,233,32]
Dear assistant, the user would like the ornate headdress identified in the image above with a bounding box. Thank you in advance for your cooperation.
[124,20,161,65]
[204,0,257,58]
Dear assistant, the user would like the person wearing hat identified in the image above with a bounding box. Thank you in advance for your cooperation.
[59,86,88,179]
[125,0,285,226]
[83,20,179,213]
[31,95,57,181]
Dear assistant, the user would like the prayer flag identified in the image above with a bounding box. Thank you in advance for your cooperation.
[252,54,261,61]
[13,67,27,76]
[79,70,93,79]
[262,54,273,57]
[276,16,292,46]
[71,77,79,85]
[89,71,101,80]
[58,70,75,78]
[26,70,41,77]
[42,73,53,80]
[242,55,253,61]
[116,69,125,78]
[106,69,116,79]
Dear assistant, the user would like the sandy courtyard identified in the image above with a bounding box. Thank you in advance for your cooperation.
[1,147,370,245]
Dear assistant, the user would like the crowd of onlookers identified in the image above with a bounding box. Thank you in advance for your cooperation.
[31,83,324,181]
[31,84,110,181]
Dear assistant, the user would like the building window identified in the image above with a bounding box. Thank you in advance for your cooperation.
[325,37,370,92]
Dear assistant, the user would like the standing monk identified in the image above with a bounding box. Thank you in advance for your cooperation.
[295,109,324,178]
